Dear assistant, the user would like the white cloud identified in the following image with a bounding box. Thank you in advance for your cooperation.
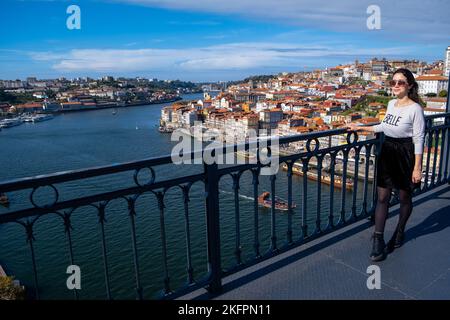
[167,20,221,26]
[29,42,416,74]
[115,0,450,41]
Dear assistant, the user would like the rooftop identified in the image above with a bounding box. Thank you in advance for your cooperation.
[416,75,448,81]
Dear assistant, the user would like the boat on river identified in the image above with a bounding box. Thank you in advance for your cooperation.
[0,118,23,128]
[281,163,354,190]
[0,193,9,207]
[258,191,296,211]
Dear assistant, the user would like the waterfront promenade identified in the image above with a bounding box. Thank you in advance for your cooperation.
[181,183,450,300]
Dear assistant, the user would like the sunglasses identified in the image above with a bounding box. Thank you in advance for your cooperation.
[389,80,408,87]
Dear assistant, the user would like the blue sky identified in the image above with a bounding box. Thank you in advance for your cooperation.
[0,0,449,81]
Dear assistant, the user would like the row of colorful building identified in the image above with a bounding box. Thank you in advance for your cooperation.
[160,60,448,144]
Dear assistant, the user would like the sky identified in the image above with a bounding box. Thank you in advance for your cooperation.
[0,0,449,82]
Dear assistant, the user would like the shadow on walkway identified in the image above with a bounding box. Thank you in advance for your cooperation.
[405,204,450,243]
[190,185,450,300]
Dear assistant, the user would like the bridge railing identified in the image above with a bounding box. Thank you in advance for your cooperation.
[0,113,449,299]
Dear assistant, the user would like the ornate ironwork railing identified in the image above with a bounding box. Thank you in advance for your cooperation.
[0,113,449,300]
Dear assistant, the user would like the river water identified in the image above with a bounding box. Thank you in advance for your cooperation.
[0,93,375,299]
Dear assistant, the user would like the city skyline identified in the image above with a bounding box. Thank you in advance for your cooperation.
[0,55,445,83]
[1,0,449,81]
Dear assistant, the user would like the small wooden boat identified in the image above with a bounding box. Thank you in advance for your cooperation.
[258,192,296,211]
[0,193,9,207]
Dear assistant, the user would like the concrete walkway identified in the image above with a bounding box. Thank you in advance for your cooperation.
[181,184,450,300]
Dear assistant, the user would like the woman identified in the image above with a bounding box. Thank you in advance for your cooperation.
[346,68,425,262]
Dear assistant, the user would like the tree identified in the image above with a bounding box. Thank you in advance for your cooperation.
[425,92,437,97]
[45,89,56,99]
[418,96,426,108]
[439,90,448,97]
[0,276,26,300]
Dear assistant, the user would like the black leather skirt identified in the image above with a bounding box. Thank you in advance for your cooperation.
[376,136,421,192]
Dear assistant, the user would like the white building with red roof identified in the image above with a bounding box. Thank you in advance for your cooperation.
[416,75,448,95]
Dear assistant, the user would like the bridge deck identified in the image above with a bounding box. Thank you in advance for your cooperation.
[181,184,450,300]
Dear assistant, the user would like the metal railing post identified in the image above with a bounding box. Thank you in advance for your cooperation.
[1,117,449,299]
[369,132,383,220]
[204,161,222,293]
[445,72,450,183]
[445,71,450,114]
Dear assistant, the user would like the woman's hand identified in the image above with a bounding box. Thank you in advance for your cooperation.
[345,123,363,132]
[412,167,422,184]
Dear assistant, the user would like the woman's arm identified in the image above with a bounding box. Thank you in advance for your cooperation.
[345,123,378,132]
[411,105,425,184]
[414,154,423,170]
[412,153,423,183]
[412,105,426,154]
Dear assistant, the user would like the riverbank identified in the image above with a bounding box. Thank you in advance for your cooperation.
[55,96,183,114]
[0,92,368,299]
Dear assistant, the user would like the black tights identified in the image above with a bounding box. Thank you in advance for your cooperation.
[374,187,413,234]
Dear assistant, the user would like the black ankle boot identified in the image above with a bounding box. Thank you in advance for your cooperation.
[386,229,405,253]
[370,232,386,262]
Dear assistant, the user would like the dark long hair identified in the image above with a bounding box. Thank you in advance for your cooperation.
[393,68,420,104]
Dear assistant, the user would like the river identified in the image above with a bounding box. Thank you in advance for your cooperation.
[0,93,374,299]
